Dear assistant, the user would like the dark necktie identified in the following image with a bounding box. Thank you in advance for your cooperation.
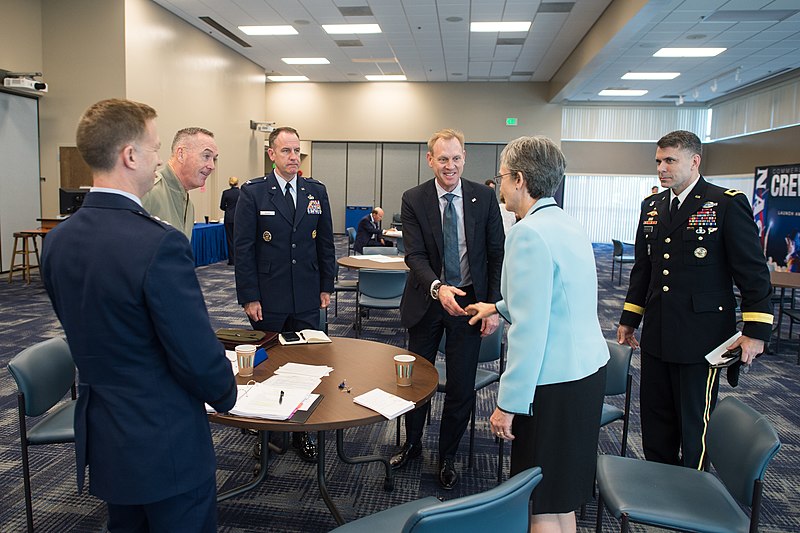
[670,196,680,221]
[285,182,295,219]
[442,193,461,286]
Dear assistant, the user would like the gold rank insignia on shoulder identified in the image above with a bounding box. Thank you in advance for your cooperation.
[725,189,744,196]
[694,247,707,258]
[312,229,317,239]
[263,230,272,242]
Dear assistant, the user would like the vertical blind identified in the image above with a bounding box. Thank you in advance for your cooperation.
[710,77,800,139]
[562,106,709,141]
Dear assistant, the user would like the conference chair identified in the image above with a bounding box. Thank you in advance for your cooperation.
[333,261,358,317]
[595,397,781,533]
[362,246,398,255]
[7,337,77,533]
[355,269,406,338]
[429,327,506,480]
[347,227,357,255]
[611,240,635,286]
[329,466,542,533]
[601,340,633,457]
[391,212,402,230]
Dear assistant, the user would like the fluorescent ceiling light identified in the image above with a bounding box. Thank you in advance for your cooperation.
[365,75,407,81]
[470,21,531,32]
[267,75,309,82]
[351,58,398,63]
[239,25,298,36]
[281,58,330,65]
[598,89,648,97]
[622,72,680,80]
[323,24,381,34]
[653,48,726,57]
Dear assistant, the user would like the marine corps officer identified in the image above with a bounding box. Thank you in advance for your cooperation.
[617,130,772,469]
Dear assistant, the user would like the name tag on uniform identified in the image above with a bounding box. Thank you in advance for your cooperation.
[260,210,275,216]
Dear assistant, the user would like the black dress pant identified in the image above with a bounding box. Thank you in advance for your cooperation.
[404,285,482,462]
[224,222,235,264]
[640,351,720,469]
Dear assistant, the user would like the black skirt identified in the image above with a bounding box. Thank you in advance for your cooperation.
[509,364,606,514]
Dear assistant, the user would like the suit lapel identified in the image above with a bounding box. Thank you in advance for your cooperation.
[461,180,476,255]
[423,180,444,259]
[295,181,308,226]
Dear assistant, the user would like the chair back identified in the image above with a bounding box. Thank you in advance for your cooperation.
[612,239,624,257]
[708,397,781,507]
[347,227,357,245]
[604,340,633,396]
[358,269,407,299]
[362,246,394,255]
[319,308,328,333]
[396,237,405,254]
[403,467,543,533]
[392,213,402,226]
[7,337,75,417]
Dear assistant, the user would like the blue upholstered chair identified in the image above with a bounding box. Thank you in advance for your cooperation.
[362,246,398,255]
[330,466,542,533]
[7,337,77,533]
[611,239,634,286]
[333,261,358,317]
[601,340,633,457]
[355,269,407,337]
[347,226,357,255]
[595,397,781,533]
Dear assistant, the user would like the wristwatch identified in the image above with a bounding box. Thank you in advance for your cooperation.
[430,281,443,300]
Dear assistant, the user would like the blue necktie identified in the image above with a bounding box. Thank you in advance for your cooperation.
[285,183,295,219]
[443,193,461,286]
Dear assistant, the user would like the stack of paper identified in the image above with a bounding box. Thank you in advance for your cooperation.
[353,388,415,420]
[274,363,333,379]
[228,381,309,420]
[352,254,405,263]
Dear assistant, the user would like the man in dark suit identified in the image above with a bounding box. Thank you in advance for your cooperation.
[234,126,336,462]
[220,176,240,264]
[618,130,773,469]
[392,128,505,489]
[41,99,237,532]
[354,206,390,253]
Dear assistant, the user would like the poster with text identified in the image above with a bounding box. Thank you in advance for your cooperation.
[753,163,800,271]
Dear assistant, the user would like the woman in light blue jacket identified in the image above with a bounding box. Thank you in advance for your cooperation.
[467,136,608,533]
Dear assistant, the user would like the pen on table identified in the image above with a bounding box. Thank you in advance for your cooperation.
[279,390,284,404]
[299,331,305,341]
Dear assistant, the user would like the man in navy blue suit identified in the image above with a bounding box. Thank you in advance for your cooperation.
[353,206,390,253]
[392,128,505,489]
[234,126,336,461]
[41,99,237,532]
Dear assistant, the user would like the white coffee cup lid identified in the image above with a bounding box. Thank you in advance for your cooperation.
[236,344,257,352]
[394,354,415,362]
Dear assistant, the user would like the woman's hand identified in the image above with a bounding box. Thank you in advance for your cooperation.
[490,408,515,441]
[465,302,497,326]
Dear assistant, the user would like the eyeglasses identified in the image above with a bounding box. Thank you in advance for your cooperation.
[491,172,515,186]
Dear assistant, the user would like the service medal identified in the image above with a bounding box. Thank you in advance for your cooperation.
[694,247,707,258]
[263,231,272,242]
[312,229,317,239]
[696,227,706,234]
[702,201,718,209]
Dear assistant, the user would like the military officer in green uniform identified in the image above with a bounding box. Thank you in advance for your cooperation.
[617,130,773,469]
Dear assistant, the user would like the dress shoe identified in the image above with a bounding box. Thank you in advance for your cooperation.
[438,458,459,490]
[292,432,318,463]
[390,442,422,470]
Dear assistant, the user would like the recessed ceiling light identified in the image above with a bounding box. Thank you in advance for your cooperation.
[267,75,309,82]
[323,24,382,34]
[598,89,648,96]
[351,58,398,63]
[470,21,531,32]
[622,72,680,80]
[653,47,726,57]
[365,75,407,81]
[239,25,298,36]
[446,16,463,22]
[281,58,330,65]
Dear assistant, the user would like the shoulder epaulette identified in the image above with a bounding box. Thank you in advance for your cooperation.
[244,176,268,186]
[724,189,744,197]
[303,176,324,185]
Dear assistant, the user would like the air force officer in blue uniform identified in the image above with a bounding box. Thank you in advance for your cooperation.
[41,99,237,532]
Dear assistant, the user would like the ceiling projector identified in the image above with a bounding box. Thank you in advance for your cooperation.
[3,77,48,93]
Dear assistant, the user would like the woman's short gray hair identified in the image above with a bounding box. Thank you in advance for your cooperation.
[500,136,566,199]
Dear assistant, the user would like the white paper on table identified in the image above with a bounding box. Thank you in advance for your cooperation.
[353,388,415,420]
[263,373,322,391]
[228,382,309,420]
[361,255,405,263]
[705,331,742,367]
[297,393,320,411]
[206,385,253,414]
[274,362,333,379]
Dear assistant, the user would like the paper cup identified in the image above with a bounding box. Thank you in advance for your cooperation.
[236,344,257,377]
[393,354,415,386]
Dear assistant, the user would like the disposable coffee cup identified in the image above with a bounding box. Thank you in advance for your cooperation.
[236,344,257,377]
[204,215,209,223]
[393,354,415,386]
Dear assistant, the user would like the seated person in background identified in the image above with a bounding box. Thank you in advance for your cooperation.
[354,207,392,253]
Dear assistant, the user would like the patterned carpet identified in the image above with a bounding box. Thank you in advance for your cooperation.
[1,237,798,532]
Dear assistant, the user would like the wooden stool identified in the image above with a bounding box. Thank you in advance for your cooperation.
[8,231,45,284]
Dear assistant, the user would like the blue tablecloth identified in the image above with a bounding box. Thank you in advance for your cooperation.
[192,223,228,267]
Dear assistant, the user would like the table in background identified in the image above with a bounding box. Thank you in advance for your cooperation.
[192,222,228,266]
[770,271,800,358]
[210,337,437,525]
[337,255,409,272]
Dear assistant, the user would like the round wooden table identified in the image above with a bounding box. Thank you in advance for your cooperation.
[337,255,409,271]
[210,337,437,525]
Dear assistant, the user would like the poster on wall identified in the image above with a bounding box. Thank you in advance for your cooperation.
[752,163,800,271]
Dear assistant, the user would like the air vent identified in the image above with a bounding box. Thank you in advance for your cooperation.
[335,40,363,47]
[199,16,251,48]
[511,71,534,76]
[497,38,526,45]
[338,6,373,17]
[538,2,574,13]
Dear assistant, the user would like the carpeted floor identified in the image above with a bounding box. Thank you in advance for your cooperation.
[1,237,798,532]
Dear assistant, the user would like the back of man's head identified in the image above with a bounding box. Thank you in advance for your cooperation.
[76,99,157,172]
